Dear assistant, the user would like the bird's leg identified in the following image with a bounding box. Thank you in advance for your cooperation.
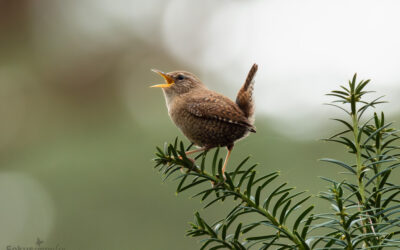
[211,145,234,187]
[178,146,208,160]
[185,147,208,156]
[221,144,234,180]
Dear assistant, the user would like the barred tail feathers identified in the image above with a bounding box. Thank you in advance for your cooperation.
[236,63,258,124]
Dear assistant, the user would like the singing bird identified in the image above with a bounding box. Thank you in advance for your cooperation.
[151,64,258,177]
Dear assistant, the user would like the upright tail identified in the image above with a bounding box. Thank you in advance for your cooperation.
[236,63,258,124]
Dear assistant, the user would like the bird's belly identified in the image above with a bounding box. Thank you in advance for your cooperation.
[171,111,247,147]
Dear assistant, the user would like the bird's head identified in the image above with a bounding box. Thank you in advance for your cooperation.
[151,70,205,97]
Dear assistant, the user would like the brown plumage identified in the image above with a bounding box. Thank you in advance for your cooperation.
[236,63,257,122]
[151,64,258,177]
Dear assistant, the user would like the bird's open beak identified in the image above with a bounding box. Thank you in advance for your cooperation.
[150,69,174,88]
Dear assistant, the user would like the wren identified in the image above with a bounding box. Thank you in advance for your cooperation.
[151,64,258,177]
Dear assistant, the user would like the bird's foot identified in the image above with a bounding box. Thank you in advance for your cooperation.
[179,157,197,174]
[211,173,227,187]
[177,155,195,162]
[210,180,225,188]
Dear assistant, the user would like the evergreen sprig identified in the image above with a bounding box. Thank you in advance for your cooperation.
[152,74,400,249]
[311,74,400,249]
[154,140,314,249]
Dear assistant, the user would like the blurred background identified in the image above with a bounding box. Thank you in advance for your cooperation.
[1,0,399,249]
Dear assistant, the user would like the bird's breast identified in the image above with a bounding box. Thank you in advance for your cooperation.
[169,106,248,147]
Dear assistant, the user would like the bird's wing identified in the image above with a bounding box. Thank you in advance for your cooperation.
[236,64,258,120]
[185,94,256,131]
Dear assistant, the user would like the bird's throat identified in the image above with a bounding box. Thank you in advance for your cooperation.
[162,88,174,114]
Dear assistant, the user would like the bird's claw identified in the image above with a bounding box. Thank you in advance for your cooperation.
[211,173,227,188]
[179,157,197,174]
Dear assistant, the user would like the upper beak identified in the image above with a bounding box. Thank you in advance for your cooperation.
[150,69,175,88]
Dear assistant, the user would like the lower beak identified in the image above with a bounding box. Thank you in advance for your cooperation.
[151,69,175,88]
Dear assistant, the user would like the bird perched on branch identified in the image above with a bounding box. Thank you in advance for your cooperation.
[151,64,258,178]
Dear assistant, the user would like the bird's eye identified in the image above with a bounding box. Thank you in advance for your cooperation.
[177,74,185,80]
